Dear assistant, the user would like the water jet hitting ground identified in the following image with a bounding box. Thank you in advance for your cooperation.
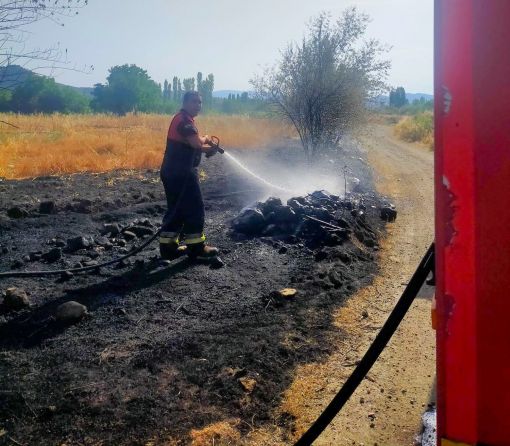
[223,148,361,201]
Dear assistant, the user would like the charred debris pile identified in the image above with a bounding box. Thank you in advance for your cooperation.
[232,190,396,253]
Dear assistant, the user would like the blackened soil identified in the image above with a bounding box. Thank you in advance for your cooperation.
[0,144,386,445]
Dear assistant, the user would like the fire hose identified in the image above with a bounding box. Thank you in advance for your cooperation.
[0,230,162,278]
[294,243,435,445]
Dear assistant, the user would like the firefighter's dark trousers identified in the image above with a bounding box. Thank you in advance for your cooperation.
[160,169,205,246]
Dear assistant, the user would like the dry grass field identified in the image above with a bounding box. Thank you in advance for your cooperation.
[0,113,295,179]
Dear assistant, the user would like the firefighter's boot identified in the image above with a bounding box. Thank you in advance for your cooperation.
[159,233,185,260]
[187,242,219,259]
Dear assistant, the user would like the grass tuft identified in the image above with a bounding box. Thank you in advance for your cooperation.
[190,420,241,446]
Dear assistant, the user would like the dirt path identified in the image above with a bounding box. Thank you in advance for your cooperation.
[275,124,435,446]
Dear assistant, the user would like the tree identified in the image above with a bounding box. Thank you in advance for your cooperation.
[177,79,183,101]
[252,8,390,160]
[8,72,89,113]
[91,64,161,115]
[389,86,408,107]
[0,88,11,110]
[200,73,214,105]
[196,72,203,95]
[182,77,195,92]
[0,1,89,90]
[56,84,90,113]
[172,76,179,102]
[163,79,171,99]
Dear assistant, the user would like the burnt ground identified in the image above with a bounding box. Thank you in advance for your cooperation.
[0,141,388,445]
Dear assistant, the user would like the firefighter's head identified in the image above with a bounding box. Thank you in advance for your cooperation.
[182,91,202,117]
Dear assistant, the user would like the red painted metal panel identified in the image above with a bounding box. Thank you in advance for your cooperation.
[472,2,510,443]
[435,1,510,444]
[435,0,478,441]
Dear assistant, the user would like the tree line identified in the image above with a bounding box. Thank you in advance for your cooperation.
[92,65,217,114]
[0,64,265,115]
[388,86,433,114]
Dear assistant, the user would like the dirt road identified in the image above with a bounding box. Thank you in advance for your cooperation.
[277,124,435,446]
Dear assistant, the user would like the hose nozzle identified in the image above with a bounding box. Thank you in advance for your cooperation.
[206,136,225,157]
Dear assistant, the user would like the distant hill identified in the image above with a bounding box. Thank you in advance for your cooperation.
[0,65,32,90]
[372,92,433,107]
[0,65,93,99]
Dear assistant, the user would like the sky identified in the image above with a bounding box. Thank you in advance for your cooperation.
[22,0,433,94]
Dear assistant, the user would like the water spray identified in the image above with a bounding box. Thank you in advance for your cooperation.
[208,136,291,193]
[223,152,291,192]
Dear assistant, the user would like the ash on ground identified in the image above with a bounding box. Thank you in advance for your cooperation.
[418,406,437,446]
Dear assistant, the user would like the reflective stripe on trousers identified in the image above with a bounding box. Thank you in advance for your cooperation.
[182,233,206,245]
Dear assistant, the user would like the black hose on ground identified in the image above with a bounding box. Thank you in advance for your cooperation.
[0,230,162,278]
[294,242,435,446]
[0,187,258,279]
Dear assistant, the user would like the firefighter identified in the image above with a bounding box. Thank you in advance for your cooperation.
[159,91,220,260]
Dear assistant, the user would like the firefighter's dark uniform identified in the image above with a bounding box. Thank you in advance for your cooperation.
[160,109,205,256]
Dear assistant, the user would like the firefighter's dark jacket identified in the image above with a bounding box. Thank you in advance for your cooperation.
[161,109,202,176]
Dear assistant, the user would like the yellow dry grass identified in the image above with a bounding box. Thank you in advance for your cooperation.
[393,111,434,148]
[189,420,241,446]
[0,113,295,179]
